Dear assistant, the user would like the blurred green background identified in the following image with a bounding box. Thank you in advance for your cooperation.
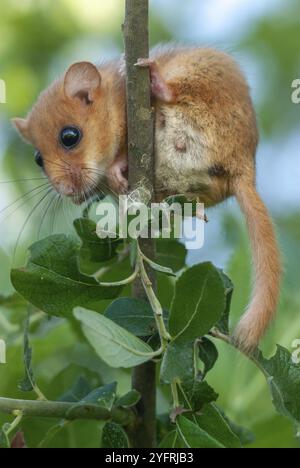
[0,0,300,448]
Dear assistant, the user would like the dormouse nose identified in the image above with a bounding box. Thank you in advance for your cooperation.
[54,181,76,197]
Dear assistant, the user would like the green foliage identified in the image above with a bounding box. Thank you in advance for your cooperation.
[105,298,162,337]
[1,0,300,449]
[115,390,141,408]
[2,211,299,448]
[11,235,122,318]
[74,218,122,273]
[102,423,129,449]
[168,263,225,343]
[257,346,300,426]
[198,338,219,379]
[176,416,224,448]
[74,308,156,368]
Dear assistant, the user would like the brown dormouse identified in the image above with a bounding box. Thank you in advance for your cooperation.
[12,45,281,350]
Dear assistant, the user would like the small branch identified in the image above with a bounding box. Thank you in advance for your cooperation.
[0,398,135,426]
[124,0,156,449]
[210,328,268,377]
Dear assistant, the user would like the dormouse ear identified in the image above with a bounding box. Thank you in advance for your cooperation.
[64,62,102,104]
[11,118,31,143]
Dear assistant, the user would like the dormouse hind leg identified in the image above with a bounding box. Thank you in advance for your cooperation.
[135,58,176,103]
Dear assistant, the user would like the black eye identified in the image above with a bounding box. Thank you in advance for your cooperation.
[34,150,44,168]
[60,126,82,150]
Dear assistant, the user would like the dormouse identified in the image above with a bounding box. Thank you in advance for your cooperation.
[12,46,281,350]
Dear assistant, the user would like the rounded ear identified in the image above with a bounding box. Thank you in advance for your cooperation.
[11,118,31,143]
[64,62,102,104]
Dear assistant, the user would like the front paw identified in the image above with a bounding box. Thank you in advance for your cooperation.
[107,167,128,195]
[117,176,129,195]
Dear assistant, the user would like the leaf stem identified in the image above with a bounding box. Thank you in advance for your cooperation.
[97,265,139,287]
[137,246,171,348]
[171,381,180,408]
[5,411,23,438]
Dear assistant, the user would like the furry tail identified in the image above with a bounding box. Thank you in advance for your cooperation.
[233,178,281,351]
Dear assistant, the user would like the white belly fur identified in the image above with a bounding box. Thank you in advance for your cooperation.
[154,106,211,194]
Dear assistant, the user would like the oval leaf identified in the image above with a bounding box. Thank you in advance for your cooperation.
[194,404,242,448]
[115,390,141,408]
[102,423,129,448]
[176,416,224,448]
[169,263,226,343]
[74,308,156,368]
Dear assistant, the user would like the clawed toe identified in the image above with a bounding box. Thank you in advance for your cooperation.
[135,58,155,68]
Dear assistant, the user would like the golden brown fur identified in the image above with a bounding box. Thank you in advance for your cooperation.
[12,46,281,350]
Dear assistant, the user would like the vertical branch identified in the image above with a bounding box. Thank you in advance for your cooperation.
[124,0,154,193]
[123,0,156,448]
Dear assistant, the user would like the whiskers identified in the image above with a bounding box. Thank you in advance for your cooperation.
[82,166,120,200]
[0,164,126,261]
[13,187,54,260]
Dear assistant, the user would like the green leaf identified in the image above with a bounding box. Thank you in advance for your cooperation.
[159,430,184,449]
[176,416,224,448]
[59,376,92,403]
[80,382,117,410]
[105,298,166,337]
[19,311,35,393]
[160,341,195,384]
[222,415,255,446]
[74,218,122,265]
[169,263,226,344]
[257,346,300,424]
[156,239,187,272]
[195,404,242,448]
[11,235,122,318]
[66,383,118,419]
[74,308,156,368]
[198,337,219,378]
[102,423,129,448]
[181,381,218,412]
[115,390,141,408]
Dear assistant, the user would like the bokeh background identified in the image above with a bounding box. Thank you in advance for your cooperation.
[0,0,299,448]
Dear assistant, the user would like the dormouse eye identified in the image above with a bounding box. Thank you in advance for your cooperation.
[60,126,82,150]
[34,150,44,168]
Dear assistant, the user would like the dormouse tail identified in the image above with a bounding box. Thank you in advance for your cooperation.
[233,178,282,351]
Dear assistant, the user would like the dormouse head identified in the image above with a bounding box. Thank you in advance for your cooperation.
[12,62,123,203]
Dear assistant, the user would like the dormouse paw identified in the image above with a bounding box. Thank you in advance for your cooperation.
[135,58,155,68]
[107,161,128,195]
